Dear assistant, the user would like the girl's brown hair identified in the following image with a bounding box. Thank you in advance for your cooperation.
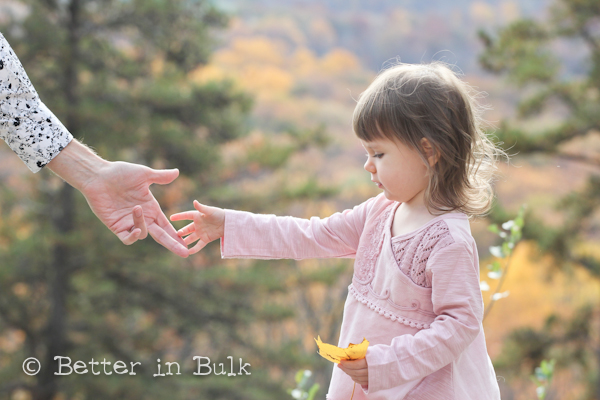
[353,62,503,217]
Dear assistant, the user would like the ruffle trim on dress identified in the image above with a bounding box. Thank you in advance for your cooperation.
[348,284,432,330]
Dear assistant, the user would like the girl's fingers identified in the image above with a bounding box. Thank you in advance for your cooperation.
[189,239,208,255]
[183,232,201,246]
[193,200,204,212]
[170,211,196,221]
[177,222,196,237]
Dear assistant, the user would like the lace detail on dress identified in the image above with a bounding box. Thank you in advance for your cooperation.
[348,284,432,329]
[391,220,455,288]
[353,205,393,286]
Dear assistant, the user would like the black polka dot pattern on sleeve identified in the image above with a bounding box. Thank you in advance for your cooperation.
[0,32,73,173]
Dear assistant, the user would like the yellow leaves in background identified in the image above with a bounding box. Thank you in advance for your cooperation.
[219,37,287,67]
[483,241,600,358]
[292,47,318,78]
[314,336,369,364]
[187,33,365,100]
[320,49,360,76]
[188,64,226,84]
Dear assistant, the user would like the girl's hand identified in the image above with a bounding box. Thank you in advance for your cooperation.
[338,358,369,387]
[170,200,225,255]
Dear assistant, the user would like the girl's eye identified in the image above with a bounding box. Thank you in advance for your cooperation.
[373,153,384,159]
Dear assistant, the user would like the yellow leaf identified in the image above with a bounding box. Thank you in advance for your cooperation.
[314,336,369,364]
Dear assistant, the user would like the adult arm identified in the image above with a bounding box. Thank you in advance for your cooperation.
[363,242,483,393]
[0,32,72,171]
[0,33,187,257]
[47,140,189,257]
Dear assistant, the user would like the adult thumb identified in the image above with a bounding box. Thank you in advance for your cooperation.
[150,168,179,185]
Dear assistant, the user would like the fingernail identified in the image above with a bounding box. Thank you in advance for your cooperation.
[135,207,143,218]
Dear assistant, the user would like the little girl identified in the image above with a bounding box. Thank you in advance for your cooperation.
[171,62,502,399]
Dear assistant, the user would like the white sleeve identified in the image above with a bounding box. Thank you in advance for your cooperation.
[0,32,73,172]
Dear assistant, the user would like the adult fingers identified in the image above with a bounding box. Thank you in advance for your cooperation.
[149,168,179,185]
[148,223,189,258]
[155,212,187,247]
[119,228,142,245]
[132,205,148,240]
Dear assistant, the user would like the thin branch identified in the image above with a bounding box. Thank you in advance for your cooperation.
[483,251,515,321]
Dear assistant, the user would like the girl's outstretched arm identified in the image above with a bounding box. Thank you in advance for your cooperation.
[170,200,225,255]
[171,196,378,258]
[217,197,376,261]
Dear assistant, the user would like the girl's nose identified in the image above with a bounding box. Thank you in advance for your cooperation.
[364,159,376,173]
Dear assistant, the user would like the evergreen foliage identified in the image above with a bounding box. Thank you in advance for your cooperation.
[479,1,600,397]
[0,1,338,399]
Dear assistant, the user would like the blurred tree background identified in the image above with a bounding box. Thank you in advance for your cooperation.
[480,0,600,398]
[0,0,599,399]
[0,0,342,399]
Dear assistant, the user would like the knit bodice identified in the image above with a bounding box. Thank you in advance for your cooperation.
[392,220,454,288]
[350,201,462,330]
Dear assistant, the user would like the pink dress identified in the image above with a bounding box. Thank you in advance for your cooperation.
[221,193,501,400]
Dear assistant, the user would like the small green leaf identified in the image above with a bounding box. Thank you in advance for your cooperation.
[295,370,304,384]
[488,224,500,234]
[512,231,522,242]
[307,383,320,400]
[502,242,512,256]
[534,367,546,381]
[487,261,501,272]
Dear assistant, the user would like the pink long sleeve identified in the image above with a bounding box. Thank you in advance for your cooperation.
[364,241,483,394]
[220,198,375,260]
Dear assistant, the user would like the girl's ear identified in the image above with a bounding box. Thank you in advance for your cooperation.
[420,137,439,167]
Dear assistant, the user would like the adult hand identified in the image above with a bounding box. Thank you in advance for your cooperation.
[79,161,189,257]
[47,139,188,257]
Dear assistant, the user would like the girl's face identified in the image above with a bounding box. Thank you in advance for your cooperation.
[361,137,430,206]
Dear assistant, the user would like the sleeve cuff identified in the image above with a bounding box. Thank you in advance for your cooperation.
[2,102,73,173]
[364,345,404,393]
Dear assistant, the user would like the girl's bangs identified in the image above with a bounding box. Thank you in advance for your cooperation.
[353,90,397,143]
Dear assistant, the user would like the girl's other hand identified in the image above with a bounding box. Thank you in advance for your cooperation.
[170,200,225,255]
[338,358,369,387]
